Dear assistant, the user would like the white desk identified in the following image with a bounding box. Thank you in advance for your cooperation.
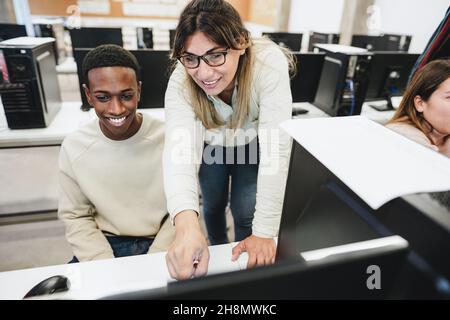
[0,102,165,148]
[0,100,395,148]
[0,242,248,300]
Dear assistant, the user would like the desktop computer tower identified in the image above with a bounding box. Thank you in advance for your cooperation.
[313,44,372,117]
[33,23,66,64]
[0,38,61,129]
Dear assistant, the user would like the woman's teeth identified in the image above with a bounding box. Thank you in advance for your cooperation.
[203,79,219,85]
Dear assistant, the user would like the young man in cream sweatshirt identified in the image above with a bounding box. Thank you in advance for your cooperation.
[58,44,174,262]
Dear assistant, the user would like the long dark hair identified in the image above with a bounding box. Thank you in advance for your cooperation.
[388,58,450,137]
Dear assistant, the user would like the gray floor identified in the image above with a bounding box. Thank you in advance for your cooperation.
[0,71,234,273]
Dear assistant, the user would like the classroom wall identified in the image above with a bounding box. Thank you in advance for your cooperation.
[287,0,345,50]
[374,0,449,53]
[288,0,449,54]
[27,0,273,25]
[288,0,345,34]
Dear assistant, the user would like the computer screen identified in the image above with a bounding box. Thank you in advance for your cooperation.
[277,140,450,298]
[102,239,407,300]
[69,27,123,54]
[0,23,27,41]
[136,27,153,49]
[169,29,176,49]
[351,35,385,51]
[308,32,340,52]
[262,32,303,52]
[74,48,171,109]
[312,55,344,116]
[290,53,325,102]
[365,52,419,110]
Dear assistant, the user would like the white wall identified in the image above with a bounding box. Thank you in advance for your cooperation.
[288,0,345,51]
[374,0,449,53]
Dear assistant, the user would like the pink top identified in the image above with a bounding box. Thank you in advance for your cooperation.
[386,122,450,158]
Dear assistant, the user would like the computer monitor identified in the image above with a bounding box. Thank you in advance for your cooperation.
[351,35,385,51]
[365,52,419,111]
[277,139,450,298]
[69,27,123,55]
[351,34,412,52]
[262,32,303,52]
[312,55,346,116]
[102,237,407,300]
[169,29,176,49]
[73,48,171,110]
[308,31,340,52]
[382,34,412,52]
[0,23,27,41]
[136,27,153,49]
[290,52,324,103]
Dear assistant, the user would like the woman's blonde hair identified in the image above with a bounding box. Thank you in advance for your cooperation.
[388,58,450,138]
[172,0,295,129]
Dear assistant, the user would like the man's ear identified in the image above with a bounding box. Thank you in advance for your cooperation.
[413,95,425,113]
[83,84,93,106]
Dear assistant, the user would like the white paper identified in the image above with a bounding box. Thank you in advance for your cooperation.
[280,116,450,210]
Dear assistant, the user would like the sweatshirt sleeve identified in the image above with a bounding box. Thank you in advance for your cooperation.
[252,47,293,238]
[58,144,114,261]
[163,64,202,223]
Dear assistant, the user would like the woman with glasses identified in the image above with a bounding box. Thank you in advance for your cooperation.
[163,0,295,280]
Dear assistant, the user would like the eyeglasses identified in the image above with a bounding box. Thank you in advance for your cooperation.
[178,49,229,69]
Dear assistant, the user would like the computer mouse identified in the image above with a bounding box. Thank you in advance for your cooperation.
[23,275,70,299]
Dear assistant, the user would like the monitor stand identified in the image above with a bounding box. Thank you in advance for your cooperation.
[369,93,395,112]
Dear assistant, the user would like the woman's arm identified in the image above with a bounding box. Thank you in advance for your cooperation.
[163,64,209,279]
[232,45,293,267]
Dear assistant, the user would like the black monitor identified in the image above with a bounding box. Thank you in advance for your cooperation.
[383,34,412,52]
[277,139,450,299]
[290,52,324,103]
[351,35,385,51]
[69,27,123,55]
[262,32,303,52]
[169,29,176,49]
[312,55,346,116]
[352,34,412,52]
[365,52,419,111]
[73,48,171,110]
[102,238,407,300]
[137,27,153,49]
[0,23,27,41]
[308,31,340,52]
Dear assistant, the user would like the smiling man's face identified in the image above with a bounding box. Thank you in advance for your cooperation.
[84,66,142,140]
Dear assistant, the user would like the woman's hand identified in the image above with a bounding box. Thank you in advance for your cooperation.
[231,235,276,268]
[165,210,210,280]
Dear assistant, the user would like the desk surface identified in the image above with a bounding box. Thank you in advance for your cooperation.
[0,100,396,148]
[0,102,165,148]
[0,242,248,300]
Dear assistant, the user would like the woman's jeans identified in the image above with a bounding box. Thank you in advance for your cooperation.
[199,139,259,245]
[69,235,154,263]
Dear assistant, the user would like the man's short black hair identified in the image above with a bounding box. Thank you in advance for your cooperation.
[82,44,141,87]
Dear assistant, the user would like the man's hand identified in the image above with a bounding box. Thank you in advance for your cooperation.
[165,210,209,280]
[231,235,276,268]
